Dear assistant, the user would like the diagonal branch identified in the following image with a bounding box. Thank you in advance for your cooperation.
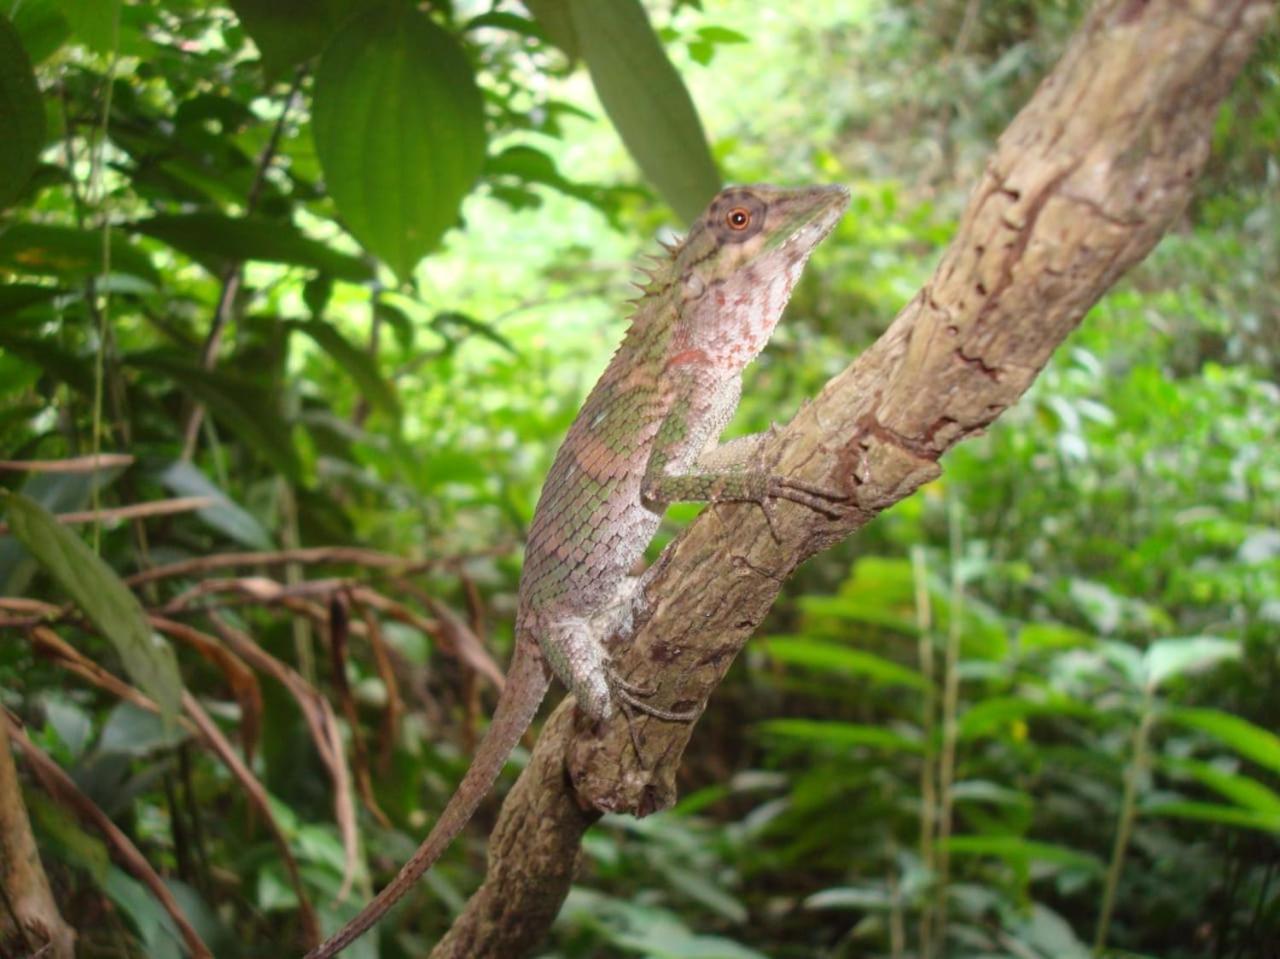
[424,1,1276,956]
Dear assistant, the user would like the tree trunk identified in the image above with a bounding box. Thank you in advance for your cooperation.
[0,717,76,959]
[429,0,1276,955]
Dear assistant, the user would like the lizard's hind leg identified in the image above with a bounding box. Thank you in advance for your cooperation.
[540,618,614,721]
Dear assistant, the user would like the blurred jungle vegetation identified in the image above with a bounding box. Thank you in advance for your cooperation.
[0,1,1277,957]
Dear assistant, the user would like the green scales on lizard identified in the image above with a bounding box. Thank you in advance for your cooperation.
[305,183,851,959]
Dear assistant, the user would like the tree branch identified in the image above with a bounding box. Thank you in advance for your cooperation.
[427,1,1274,955]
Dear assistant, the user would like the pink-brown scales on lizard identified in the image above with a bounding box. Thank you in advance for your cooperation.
[305,183,850,958]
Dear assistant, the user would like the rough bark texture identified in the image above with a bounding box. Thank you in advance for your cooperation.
[0,718,76,959]
[429,1,1275,955]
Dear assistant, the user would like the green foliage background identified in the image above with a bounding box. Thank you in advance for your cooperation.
[0,1,1276,957]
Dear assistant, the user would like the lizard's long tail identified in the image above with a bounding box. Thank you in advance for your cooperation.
[304,640,553,959]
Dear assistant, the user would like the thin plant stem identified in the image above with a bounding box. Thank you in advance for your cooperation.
[935,498,965,945]
[1093,694,1155,955]
[912,544,937,959]
[88,8,121,553]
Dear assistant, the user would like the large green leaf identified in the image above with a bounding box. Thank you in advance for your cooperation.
[127,353,302,483]
[156,461,275,550]
[55,0,119,53]
[312,3,486,281]
[1142,800,1280,835]
[522,0,577,59]
[941,835,1104,874]
[229,0,355,78]
[133,214,374,283]
[0,223,159,284]
[760,719,924,754]
[0,14,46,210]
[1142,636,1240,691]
[1166,707,1280,776]
[287,318,402,422]
[760,635,926,690]
[569,0,721,223]
[1,491,183,726]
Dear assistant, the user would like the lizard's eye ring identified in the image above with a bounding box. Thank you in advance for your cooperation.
[725,207,751,230]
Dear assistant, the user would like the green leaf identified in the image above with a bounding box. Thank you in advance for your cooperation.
[1141,800,1280,834]
[1142,636,1240,691]
[569,0,721,223]
[156,461,275,550]
[1158,757,1280,817]
[522,0,578,59]
[312,3,486,280]
[941,835,1104,874]
[0,328,95,393]
[229,0,355,78]
[99,702,188,757]
[287,318,402,422]
[127,353,302,483]
[958,693,1092,740]
[133,214,374,283]
[1,491,183,726]
[54,0,119,53]
[0,282,62,315]
[0,223,159,284]
[805,883,895,912]
[1165,707,1280,776]
[761,635,926,690]
[0,13,46,210]
[10,0,72,64]
[759,719,924,753]
[28,791,111,883]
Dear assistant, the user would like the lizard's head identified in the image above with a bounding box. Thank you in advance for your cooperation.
[669,184,849,366]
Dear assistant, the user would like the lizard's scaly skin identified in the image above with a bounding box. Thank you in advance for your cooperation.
[304,184,849,959]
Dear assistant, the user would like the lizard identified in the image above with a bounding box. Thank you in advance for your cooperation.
[304,182,850,959]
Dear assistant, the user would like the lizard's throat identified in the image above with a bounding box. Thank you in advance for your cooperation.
[709,256,804,366]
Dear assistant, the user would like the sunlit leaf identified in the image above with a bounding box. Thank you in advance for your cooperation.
[1142,636,1239,691]
[133,214,374,282]
[958,694,1092,740]
[805,883,895,911]
[55,0,119,53]
[1166,707,1280,776]
[312,3,486,280]
[760,719,924,753]
[1,491,183,726]
[569,0,721,222]
[0,223,158,284]
[1159,757,1280,817]
[941,835,1104,874]
[1141,799,1280,834]
[761,635,926,690]
[0,13,46,211]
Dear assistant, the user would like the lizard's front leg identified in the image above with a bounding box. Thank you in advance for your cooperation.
[643,428,845,540]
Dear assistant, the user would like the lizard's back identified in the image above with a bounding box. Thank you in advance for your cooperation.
[518,293,677,624]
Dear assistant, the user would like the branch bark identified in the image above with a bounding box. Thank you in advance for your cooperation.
[428,1,1275,955]
[0,717,76,959]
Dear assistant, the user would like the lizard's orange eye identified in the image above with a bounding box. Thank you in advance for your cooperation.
[725,207,751,230]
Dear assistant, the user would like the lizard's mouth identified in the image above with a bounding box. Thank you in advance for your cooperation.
[772,185,851,254]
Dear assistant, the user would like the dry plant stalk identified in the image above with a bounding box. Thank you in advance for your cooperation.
[0,715,76,959]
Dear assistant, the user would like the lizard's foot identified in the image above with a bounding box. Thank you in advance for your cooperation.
[754,475,847,541]
[608,668,699,722]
